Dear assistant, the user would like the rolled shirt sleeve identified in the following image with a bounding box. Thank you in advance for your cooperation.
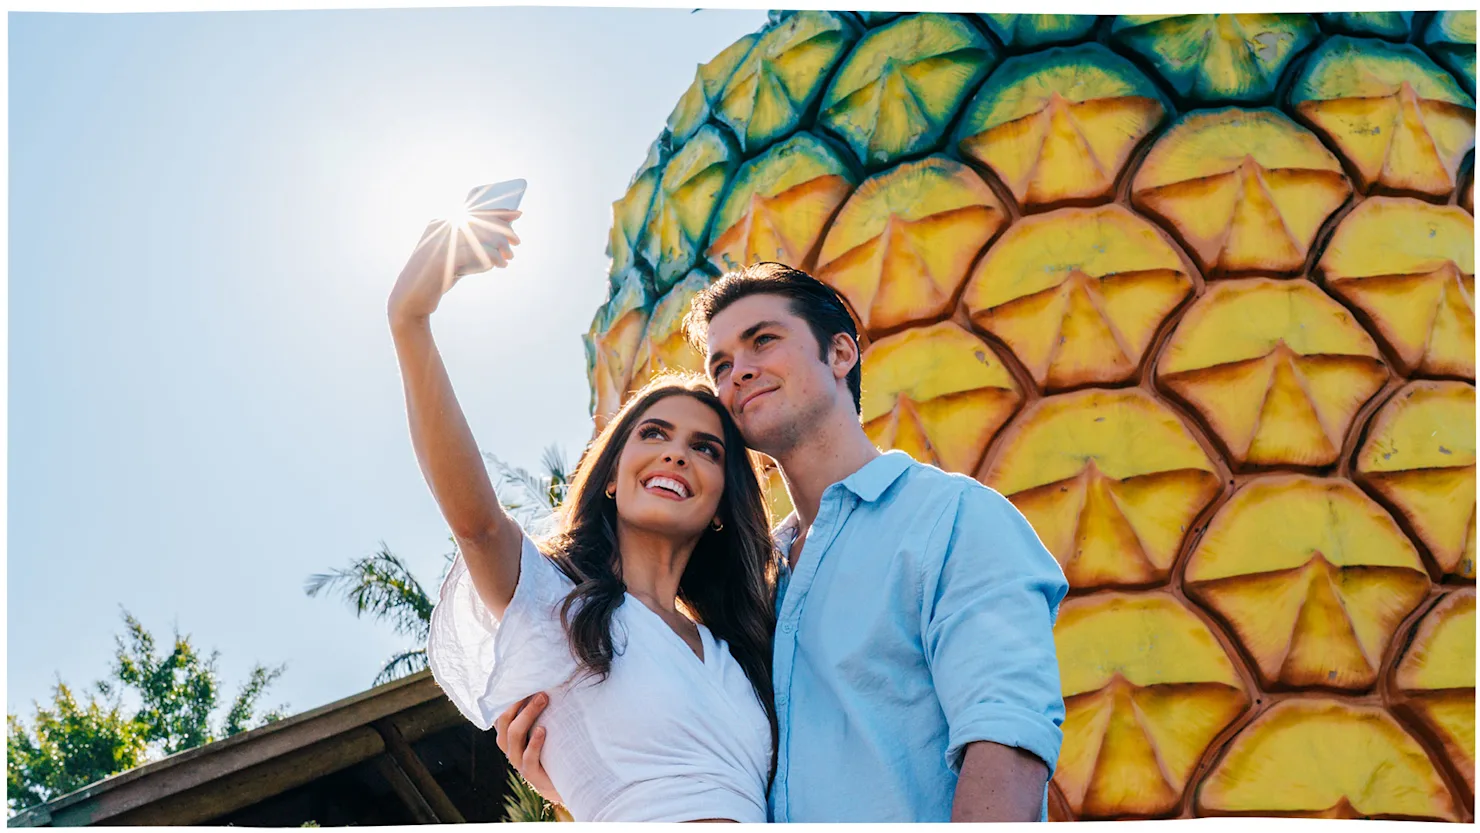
[920,483,1070,777]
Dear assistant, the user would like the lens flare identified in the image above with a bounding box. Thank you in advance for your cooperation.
[426,183,524,292]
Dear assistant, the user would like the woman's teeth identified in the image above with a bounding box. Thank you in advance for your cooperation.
[643,476,689,498]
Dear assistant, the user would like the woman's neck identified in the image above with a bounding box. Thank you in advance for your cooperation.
[614,522,699,616]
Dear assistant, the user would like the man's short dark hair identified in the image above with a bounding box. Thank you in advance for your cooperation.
[684,262,863,415]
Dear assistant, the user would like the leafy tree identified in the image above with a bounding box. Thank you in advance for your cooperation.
[6,683,147,813]
[7,610,287,815]
[104,611,288,756]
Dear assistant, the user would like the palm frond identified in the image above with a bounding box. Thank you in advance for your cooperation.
[372,649,429,687]
[502,770,558,822]
[540,444,571,508]
[484,453,551,508]
[484,450,566,537]
[303,543,434,641]
[437,537,459,583]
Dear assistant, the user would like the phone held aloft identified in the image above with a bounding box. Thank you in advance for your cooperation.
[445,179,525,286]
[466,179,526,213]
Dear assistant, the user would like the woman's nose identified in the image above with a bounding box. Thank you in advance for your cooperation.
[663,451,687,466]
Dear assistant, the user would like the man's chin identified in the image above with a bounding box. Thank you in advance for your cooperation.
[736,412,792,457]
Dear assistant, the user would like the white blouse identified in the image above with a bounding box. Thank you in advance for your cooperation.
[427,533,772,822]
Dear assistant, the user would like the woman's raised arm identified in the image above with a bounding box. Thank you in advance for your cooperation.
[388,209,525,618]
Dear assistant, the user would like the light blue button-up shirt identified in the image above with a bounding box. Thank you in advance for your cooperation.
[768,451,1069,822]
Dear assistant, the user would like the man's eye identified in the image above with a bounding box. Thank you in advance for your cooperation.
[755,334,775,346]
[713,362,731,377]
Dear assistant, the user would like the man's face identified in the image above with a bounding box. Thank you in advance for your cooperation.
[704,293,844,456]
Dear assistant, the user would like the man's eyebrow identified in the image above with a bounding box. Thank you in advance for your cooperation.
[708,319,787,371]
[739,320,785,341]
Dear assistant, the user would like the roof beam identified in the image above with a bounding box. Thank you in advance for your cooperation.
[373,718,467,823]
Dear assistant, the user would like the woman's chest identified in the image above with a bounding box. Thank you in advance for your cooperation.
[574,615,769,755]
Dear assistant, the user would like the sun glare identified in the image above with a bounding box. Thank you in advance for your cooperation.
[362,133,527,294]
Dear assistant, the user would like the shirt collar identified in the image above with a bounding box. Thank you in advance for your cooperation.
[770,451,915,544]
[836,449,915,503]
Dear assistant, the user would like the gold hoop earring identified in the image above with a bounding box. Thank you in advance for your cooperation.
[711,517,724,532]
[605,485,616,499]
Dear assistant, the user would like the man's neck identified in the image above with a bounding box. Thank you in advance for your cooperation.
[772,414,880,529]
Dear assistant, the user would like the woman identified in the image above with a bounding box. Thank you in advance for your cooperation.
[388,206,777,822]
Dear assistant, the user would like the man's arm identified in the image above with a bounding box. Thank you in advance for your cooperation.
[921,484,1070,822]
[495,694,563,805]
[951,741,1050,822]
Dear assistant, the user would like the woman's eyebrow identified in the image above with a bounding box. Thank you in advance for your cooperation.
[641,418,723,450]
[691,430,725,448]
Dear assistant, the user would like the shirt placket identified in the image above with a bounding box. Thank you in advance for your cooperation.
[770,486,855,823]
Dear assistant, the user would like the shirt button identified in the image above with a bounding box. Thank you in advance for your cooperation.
[781,622,794,633]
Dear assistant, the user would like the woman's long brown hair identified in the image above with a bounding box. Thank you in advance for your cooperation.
[537,373,778,776]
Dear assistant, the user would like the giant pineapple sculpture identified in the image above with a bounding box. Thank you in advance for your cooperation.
[584,10,1476,821]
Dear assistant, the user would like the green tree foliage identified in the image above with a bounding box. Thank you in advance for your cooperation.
[7,610,287,815]
[6,683,147,813]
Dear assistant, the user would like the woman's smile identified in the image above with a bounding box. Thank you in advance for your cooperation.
[641,472,692,500]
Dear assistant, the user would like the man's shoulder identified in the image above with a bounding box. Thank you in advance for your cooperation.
[888,456,1010,508]
[879,458,1044,554]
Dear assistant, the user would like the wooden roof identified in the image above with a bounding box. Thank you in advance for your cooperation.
[8,670,509,827]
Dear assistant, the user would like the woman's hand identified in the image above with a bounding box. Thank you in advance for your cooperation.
[387,208,522,324]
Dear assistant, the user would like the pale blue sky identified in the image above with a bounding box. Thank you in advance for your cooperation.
[9,5,769,720]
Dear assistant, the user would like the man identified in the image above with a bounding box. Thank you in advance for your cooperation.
[498,262,1069,822]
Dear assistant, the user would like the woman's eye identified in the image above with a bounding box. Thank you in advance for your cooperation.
[640,426,664,440]
[694,443,720,459]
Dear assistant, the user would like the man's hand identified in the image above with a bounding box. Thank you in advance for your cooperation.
[494,693,562,806]
[951,741,1049,822]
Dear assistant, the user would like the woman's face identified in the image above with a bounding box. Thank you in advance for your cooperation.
[608,394,728,541]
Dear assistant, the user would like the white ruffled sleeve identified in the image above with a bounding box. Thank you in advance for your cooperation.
[427,533,580,730]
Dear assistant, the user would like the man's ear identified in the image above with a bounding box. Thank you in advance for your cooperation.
[829,332,859,381]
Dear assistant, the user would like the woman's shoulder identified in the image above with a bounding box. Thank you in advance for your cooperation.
[515,533,579,598]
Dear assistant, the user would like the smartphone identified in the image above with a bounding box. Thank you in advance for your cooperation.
[466,179,526,213]
[445,179,526,288]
